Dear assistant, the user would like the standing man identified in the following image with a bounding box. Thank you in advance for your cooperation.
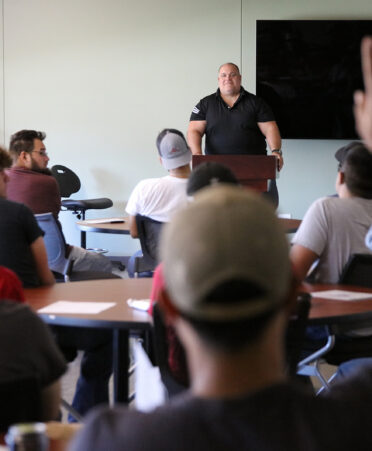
[187,63,283,170]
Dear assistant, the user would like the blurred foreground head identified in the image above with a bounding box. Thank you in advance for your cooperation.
[160,185,291,348]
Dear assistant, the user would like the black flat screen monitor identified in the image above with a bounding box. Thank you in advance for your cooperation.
[256,20,372,139]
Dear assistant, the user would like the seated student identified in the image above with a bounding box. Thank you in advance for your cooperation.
[125,128,192,276]
[0,147,55,287]
[0,267,66,421]
[6,129,112,273]
[0,146,112,421]
[290,142,372,284]
[148,162,239,386]
[71,185,372,451]
[126,129,192,237]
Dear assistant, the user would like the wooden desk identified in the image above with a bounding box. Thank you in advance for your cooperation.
[76,217,130,235]
[77,216,300,235]
[302,283,372,330]
[24,279,153,404]
[75,217,129,248]
[279,218,301,234]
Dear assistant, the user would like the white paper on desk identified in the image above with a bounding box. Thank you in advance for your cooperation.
[127,298,151,312]
[311,290,372,301]
[83,217,124,224]
[38,301,116,314]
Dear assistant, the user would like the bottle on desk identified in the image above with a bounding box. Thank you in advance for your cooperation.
[6,423,48,451]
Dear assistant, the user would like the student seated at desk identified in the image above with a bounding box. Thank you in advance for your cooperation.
[0,266,66,421]
[148,162,239,387]
[0,147,112,421]
[71,186,372,451]
[290,142,372,285]
[0,147,55,287]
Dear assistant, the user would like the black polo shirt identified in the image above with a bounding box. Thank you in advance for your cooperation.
[190,88,275,155]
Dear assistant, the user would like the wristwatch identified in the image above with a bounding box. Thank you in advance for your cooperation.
[271,149,282,156]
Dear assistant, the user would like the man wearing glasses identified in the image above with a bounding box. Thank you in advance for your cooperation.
[6,129,112,273]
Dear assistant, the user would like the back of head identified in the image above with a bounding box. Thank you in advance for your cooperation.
[156,129,192,171]
[335,141,372,198]
[9,130,46,162]
[186,162,239,196]
[0,147,12,171]
[160,185,291,349]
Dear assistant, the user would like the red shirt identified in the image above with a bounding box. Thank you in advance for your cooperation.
[0,266,25,302]
[149,264,189,386]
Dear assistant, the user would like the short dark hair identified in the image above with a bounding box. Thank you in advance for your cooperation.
[156,128,187,153]
[9,130,46,162]
[0,147,12,171]
[187,162,239,196]
[343,145,372,198]
[181,279,279,351]
[218,62,240,74]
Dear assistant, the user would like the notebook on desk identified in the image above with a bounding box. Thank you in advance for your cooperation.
[83,218,125,224]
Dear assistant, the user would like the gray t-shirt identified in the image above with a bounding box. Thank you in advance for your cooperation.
[292,196,372,283]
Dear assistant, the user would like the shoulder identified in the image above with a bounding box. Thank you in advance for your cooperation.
[131,177,163,193]
[0,300,37,323]
[199,92,218,105]
[0,197,29,215]
[71,397,199,451]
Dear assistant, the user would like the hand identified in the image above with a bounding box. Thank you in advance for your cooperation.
[272,151,284,171]
[354,36,372,151]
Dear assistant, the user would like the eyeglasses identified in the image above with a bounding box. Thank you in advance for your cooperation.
[31,150,48,157]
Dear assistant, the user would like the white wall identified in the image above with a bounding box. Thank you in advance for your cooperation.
[1,0,371,253]
[242,0,372,218]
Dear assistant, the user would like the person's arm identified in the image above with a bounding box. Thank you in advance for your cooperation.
[354,36,372,151]
[30,236,55,285]
[290,244,319,282]
[41,379,61,421]
[129,215,138,238]
[257,121,283,170]
[187,120,207,155]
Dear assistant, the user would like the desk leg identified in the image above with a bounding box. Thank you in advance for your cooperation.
[112,329,129,404]
[81,230,87,249]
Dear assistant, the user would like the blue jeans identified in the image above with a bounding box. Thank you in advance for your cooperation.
[52,326,113,421]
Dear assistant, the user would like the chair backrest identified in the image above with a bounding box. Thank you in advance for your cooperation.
[285,292,311,377]
[51,164,81,198]
[35,213,70,276]
[339,253,372,288]
[0,376,42,432]
[135,215,163,274]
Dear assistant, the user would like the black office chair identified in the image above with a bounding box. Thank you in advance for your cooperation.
[0,376,42,432]
[297,253,372,389]
[35,212,120,282]
[338,253,372,288]
[51,165,113,248]
[285,292,311,377]
[322,253,372,365]
[131,215,163,277]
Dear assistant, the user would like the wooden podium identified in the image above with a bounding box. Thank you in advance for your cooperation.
[192,155,277,192]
